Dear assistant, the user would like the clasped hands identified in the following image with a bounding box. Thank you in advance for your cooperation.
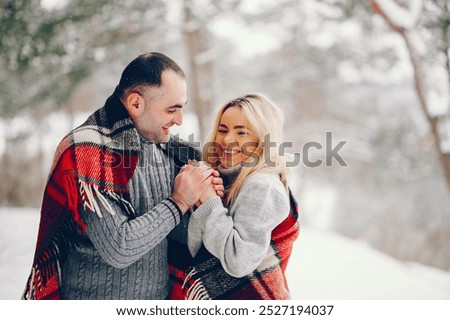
[171,160,224,214]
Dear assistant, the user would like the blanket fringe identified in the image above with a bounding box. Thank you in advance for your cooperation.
[182,268,211,300]
[22,267,37,300]
[79,180,107,217]
[78,180,135,218]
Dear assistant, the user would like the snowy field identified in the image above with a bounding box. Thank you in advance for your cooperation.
[1,207,450,300]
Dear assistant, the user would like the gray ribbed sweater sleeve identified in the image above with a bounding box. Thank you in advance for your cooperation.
[81,198,181,269]
[61,141,178,299]
[188,173,290,277]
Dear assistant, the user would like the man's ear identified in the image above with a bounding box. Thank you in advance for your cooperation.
[124,92,144,117]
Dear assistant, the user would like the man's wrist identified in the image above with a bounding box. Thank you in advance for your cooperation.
[170,194,190,214]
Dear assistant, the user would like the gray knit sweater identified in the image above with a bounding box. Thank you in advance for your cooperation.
[61,137,180,299]
[187,166,290,278]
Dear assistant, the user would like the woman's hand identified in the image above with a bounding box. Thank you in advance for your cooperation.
[197,170,224,205]
[212,170,224,198]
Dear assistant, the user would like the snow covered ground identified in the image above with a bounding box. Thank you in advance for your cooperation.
[1,207,450,300]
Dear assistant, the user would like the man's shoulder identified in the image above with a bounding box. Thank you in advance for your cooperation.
[50,108,105,164]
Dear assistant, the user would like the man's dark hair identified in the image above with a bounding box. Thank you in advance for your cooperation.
[117,52,185,100]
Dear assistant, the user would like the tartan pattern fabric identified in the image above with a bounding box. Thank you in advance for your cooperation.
[168,191,299,300]
[22,90,200,300]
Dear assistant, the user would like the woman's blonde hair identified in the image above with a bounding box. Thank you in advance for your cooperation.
[203,93,290,205]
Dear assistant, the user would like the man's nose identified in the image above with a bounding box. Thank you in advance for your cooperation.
[173,110,183,126]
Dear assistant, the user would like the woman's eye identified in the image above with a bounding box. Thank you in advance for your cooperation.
[238,131,247,136]
[218,130,227,134]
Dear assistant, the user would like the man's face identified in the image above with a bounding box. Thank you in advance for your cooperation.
[135,70,187,143]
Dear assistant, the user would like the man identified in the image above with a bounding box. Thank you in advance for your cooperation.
[22,52,222,299]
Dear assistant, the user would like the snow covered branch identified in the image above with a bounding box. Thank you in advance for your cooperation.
[371,0,423,31]
[371,0,450,190]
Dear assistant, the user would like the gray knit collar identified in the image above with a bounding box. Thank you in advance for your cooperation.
[138,134,167,150]
[216,164,242,189]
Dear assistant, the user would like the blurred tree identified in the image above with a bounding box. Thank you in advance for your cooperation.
[182,0,212,139]
[0,0,170,206]
[181,0,242,139]
[260,0,450,271]
[1,0,449,272]
[426,0,450,80]
[0,0,170,118]
[371,0,450,189]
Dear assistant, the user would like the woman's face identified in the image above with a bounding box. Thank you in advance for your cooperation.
[214,106,259,168]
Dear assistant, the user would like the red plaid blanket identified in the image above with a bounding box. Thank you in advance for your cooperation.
[168,191,299,300]
[22,90,199,299]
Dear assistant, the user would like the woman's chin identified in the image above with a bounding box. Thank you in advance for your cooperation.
[220,158,238,168]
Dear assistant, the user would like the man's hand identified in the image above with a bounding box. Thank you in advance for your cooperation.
[171,162,214,213]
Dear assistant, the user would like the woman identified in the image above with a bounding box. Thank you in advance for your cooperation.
[169,93,299,300]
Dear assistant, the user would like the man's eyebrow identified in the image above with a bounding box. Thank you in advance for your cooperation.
[168,100,188,109]
[168,104,184,109]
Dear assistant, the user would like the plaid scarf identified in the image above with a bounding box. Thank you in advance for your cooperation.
[168,191,299,300]
[22,89,200,300]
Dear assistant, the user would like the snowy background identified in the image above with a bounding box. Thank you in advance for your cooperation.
[2,206,450,300]
[2,0,450,302]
